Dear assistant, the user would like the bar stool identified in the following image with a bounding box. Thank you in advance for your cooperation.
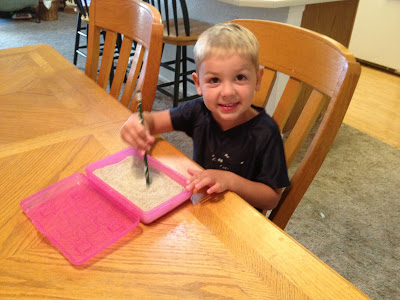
[143,0,212,107]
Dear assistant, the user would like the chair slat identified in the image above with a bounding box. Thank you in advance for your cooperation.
[272,77,302,132]
[284,89,326,167]
[97,31,118,89]
[110,37,134,99]
[253,67,276,108]
[85,29,101,81]
[120,44,145,108]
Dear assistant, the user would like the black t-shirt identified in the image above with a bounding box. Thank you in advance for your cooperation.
[170,98,290,189]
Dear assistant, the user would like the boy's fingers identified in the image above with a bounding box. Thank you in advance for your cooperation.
[120,115,155,152]
[185,183,195,191]
[146,135,155,144]
[185,176,201,190]
[121,130,151,151]
[136,125,149,139]
[187,168,196,176]
[207,183,222,194]
[194,177,213,191]
[187,168,202,176]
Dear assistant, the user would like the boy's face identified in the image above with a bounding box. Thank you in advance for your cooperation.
[192,54,263,131]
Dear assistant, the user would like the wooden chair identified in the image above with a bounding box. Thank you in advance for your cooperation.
[229,19,361,230]
[85,0,163,112]
[142,0,212,107]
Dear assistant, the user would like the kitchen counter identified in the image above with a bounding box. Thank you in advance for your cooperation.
[216,0,344,8]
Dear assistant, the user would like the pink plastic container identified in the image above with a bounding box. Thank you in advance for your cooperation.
[20,148,192,265]
[85,147,193,224]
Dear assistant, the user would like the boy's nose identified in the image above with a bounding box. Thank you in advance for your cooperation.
[221,81,235,97]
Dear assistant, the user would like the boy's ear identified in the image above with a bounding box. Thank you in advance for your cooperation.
[192,72,202,95]
[255,67,264,91]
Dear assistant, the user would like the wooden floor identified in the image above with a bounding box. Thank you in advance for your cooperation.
[343,65,400,149]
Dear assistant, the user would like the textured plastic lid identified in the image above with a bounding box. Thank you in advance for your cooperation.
[20,173,140,265]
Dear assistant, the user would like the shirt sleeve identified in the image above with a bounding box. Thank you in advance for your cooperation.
[169,98,204,137]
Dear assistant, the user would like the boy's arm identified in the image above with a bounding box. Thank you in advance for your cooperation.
[231,176,282,211]
[186,169,282,211]
[144,110,174,134]
[120,110,173,152]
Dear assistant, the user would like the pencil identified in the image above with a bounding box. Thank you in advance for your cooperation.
[136,91,150,185]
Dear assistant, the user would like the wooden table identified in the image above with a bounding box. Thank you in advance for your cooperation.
[0,45,369,299]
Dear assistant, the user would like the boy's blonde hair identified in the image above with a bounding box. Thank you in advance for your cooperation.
[193,22,259,72]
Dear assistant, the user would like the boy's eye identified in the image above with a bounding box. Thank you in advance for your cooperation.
[209,77,220,84]
[236,74,247,81]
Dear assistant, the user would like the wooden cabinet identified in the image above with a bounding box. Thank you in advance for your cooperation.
[301,0,359,47]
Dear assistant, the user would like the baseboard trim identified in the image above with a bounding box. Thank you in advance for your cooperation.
[357,58,400,76]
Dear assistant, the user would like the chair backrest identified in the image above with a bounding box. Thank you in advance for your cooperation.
[85,0,163,112]
[229,19,361,230]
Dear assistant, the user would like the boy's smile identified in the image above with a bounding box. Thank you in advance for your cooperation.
[193,54,263,131]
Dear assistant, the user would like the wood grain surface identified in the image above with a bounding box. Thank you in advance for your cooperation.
[343,65,400,149]
[0,45,369,299]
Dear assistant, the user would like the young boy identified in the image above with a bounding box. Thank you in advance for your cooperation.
[120,23,290,211]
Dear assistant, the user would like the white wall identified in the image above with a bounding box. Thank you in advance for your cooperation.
[349,0,400,71]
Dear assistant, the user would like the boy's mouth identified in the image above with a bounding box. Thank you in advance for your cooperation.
[219,102,239,111]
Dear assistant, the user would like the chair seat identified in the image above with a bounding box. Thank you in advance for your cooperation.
[65,0,76,8]
[163,19,212,46]
[81,14,89,23]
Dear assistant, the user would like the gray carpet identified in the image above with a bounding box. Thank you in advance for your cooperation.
[1,11,399,300]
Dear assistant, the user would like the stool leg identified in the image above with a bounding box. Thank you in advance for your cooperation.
[73,13,82,65]
[182,46,188,100]
[109,34,122,87]
[109,61,114,88]
[173,46,182,108]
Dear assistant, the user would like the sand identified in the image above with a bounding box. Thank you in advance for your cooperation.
[93,156,184,211]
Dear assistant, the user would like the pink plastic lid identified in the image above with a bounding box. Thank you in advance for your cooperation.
[20,173,140,265]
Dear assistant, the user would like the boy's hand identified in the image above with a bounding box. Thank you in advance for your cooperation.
[186,168,232,194]
[120,113,155,154]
